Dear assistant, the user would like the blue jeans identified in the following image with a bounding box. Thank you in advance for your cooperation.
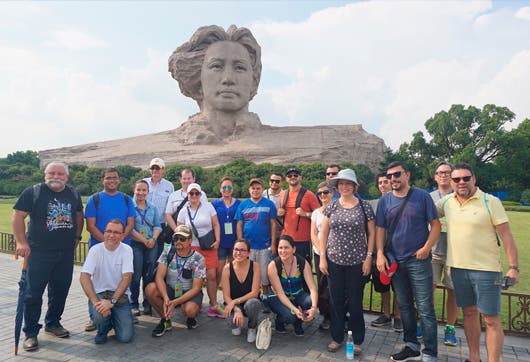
[130,241,157,309]
[392,256,437,357]
[23,248,75,337]
[268,291,311,330]
[327,260,366,344]
[88,293,134,342]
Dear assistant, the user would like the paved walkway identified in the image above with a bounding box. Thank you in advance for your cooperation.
[0,252,528,362]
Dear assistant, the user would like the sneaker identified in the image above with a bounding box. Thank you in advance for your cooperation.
[231,327,242,336]
[417,322,422,339]
[247,328,257,343]
[371,314,392,327]
[393,318,403,332]
[131,308,140,316]
[207,305,226,318]
[45,324,70,338]
[319,317,330,330]
[94,332,108,344]
[84,320,96,332]
[391,346,422,361]
[22,336,38,351]
[152,319,172,337]
[294,323,304,337]
[275,321,287,334]
[444,325,457,346]
[186,317,198,330]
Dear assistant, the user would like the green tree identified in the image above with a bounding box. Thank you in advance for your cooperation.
[5,150,40,167]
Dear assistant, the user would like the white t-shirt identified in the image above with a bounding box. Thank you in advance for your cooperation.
[81,242,134,296]
[177,202,217,247]
[311,208,324,255]
[262,188,281,208]
[165,188,208,215]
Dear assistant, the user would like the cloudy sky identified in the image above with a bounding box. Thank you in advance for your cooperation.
[1,0,529,158]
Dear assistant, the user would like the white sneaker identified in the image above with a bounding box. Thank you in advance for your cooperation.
[231,327,241,336]
[247,328,257,343]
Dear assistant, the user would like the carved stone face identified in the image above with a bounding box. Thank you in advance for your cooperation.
[200,41,253,113]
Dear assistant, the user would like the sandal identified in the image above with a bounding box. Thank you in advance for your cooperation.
[327,340,342,352]
[354,344,362,356]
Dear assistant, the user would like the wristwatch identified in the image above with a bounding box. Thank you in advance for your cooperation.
[111,297,117,306]
[509,265,520,272]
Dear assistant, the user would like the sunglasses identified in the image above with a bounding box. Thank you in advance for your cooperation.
[233,248,248,253]
[317,190,331,197]
[286,173,300,178]
[188,191,201,196]
[150,166,161,170]
[386,171,402,179]
[451,176,472,183]
[173,236,188,242]
[269,179,281,184]
[435,170,451,176]
[221,185,233,191]
[326,172,338,176]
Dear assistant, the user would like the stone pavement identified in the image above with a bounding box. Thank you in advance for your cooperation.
[0,252,528,362]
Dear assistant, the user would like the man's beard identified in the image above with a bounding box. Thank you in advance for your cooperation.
[46,179,66,190]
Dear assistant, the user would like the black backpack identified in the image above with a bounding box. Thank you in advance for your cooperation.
[91,191,130,209]
[32,183,82,210]
[280,187,307,232]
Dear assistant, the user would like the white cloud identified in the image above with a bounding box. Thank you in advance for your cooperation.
[44,28,108,50]
[515,6,530,21]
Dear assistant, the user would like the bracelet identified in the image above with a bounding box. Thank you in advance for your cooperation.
[290,307,297,314]
[366,251,373,257]
[236,298,241,305]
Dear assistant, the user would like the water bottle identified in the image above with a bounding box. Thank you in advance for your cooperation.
[346,330,354,360]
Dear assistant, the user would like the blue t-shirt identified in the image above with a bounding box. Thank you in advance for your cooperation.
[211,198,241,249]
[375,188,438,262]
[85,192,136,247]
[235,198,277,250]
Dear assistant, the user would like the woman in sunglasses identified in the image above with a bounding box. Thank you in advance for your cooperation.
[319,169,375,355]
[220,238,263,343]
[177,183,223,318]
[310,181,333,330]
[212,177,241,289]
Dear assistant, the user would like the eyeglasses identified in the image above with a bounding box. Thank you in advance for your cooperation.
[188,191,201,196]
[221,185,233,191]
[150,166,161,170]
[104,230,122,235]
[233,248,248,253]
[326,172,338,176]
[269,179,281,184]
[286,173,300,178]
[451,176,472,183]
[316,190,331,197]
[386,171,402,179]
[173,236,189,242]
[104,176,119,180]
[435,171,451,176]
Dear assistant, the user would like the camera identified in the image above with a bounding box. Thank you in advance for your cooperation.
[494,276,516,290]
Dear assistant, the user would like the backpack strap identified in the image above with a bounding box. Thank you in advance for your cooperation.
[294,187,307,232]
[483,192,501,246]
[167,246,177,265]
[32,183,43,209]
[92,191,129,209]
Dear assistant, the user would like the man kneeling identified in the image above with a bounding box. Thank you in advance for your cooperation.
[80,219,134,344]
[146,225,205,337]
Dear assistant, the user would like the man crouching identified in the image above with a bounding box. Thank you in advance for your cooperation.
[80,219,134,344]
[146,225,206,336]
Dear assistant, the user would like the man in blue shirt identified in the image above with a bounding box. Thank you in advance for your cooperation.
[376,161,441,362]
[235,178,277,296]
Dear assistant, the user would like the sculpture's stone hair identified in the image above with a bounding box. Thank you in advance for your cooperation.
[168,25,262,108]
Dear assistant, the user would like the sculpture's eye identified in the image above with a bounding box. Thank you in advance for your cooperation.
[208,61,223,71]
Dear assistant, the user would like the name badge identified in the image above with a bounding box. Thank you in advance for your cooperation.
[224,222,233,235]
[174,283,183,298]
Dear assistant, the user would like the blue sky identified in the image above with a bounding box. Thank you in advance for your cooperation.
[1,1,529,158]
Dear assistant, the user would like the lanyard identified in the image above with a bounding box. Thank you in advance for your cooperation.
[175,251,193,280]
[188,204,201,222]
[281,258,295,297]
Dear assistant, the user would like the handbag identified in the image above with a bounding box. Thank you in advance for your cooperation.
[255,317,272,350]
[187,207,216,250]
[158,196,188,244]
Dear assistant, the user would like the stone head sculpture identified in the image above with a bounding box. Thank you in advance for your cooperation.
[169,25,262,126]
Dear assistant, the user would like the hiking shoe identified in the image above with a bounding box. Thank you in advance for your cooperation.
[393,317,403,332]
[391,346,422,361]
[275,321,287,334]
[22,336,38,351]
[45,324,70,338]
[186,317,198,330]
[371,314,392,327]
[94,332,108,344]
[231,327,242,336]
[84,320,96,332]
[152,319,172,337]
[444,325,457,346]
[207,305,225,318]
[319,317,330,330]
[247,328,257,343]
[294,323,304,337]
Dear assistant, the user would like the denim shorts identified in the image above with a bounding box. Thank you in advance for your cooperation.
[217,246,232,261]
[451,268,502,316]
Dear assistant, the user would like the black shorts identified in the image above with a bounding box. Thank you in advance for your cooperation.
[371,267,391,293]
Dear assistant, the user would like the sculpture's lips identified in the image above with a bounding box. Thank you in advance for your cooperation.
[218,90,239,96]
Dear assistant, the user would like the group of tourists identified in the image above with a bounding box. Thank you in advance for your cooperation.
[12,158,520,362]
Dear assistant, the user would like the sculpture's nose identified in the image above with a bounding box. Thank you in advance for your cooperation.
[221,68,236,85]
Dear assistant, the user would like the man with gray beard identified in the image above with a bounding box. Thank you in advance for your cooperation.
[13,162,84,352]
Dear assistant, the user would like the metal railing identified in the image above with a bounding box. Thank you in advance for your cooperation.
[2,230,528,336]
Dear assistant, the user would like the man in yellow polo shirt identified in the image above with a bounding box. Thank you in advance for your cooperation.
[436,163,519,362]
